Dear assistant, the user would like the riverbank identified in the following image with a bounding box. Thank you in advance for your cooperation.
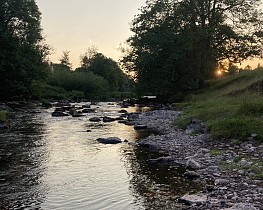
[132,109,263,210]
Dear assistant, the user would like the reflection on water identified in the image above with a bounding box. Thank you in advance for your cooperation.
[0,102,202,209]
[0,108,47,209]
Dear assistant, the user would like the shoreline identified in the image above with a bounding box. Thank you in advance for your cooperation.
[132,109,263,210]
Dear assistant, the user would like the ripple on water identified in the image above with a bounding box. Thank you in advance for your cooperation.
[0,102,202,210]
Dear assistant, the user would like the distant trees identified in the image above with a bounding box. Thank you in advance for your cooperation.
[0,0,49,99]
[122,0,263,98]
[76,48,134,92]
[48,49,134,100]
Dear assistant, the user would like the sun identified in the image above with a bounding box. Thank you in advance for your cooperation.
[217,70,222,75]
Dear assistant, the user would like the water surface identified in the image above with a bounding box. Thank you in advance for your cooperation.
[0,102,201,209]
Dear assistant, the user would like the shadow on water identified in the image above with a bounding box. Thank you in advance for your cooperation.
[0,107,46,209]
[120,136,203,209]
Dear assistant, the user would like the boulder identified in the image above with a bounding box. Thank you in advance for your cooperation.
[186,159,201,170]
[89,117,101,122]
[97,137,122,144]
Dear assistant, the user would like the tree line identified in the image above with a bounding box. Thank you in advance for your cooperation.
[122,0,263,101]
[1,0,262,102]
[0,0,134,101]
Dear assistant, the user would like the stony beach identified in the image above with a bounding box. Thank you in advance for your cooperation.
[131,109,263,210]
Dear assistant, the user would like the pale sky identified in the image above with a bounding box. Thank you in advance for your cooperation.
[36,0,262,69]
[36,0,146,69]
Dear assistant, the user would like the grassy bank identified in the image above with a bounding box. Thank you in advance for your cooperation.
[175,68,263,142]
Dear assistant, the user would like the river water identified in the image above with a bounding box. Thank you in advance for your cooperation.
[0,102,201,209]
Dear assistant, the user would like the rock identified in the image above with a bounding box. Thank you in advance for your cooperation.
[82,104,91,108]
[178,194,207,205]
[82,108,96,113]
[147,156,175,164]
[72,111,84,117]
[103,117,115,122]
[134,124,148,130]
[186,159,201,170]
[222,203,257,210]
[183,171,200,179]
[251,133,257,138]
[86,130,92,132]
[96,137,122,144]
[89,117,101,122]
[119,109,128,113]
[118,120,129,124]
[214,178,229,186]
[51,111,69,117]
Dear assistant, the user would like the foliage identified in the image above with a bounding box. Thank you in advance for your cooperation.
[0,0,49,100]
[122,0,263,97]
[59,50,72,70]
[183,69,263,141]
[49,65,110,100]
[0,111,7,122]
[78,51,134,92]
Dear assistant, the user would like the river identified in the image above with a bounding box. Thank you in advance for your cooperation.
[0,102,200,209]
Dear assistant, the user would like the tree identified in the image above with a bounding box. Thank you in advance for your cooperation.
[79,46,98,69]
[122,0,263,97]
[59,50,71,70]
[0,0,49,99]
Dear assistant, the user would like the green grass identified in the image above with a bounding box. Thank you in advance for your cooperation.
[221,155,263,179]
[179,69,263,142]
[209,149,224,156]
[0,111,7,122]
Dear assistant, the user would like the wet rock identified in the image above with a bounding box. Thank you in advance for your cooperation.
[134,124,148,130]
[82,108,96,113]
[72,111,84,117]
[89,117,101,122]
[82,104,91,108]
[186,159,201,170]
[183,171,200,179]
[51,111,69,117]
[103,117,115,122]
[96,137,122,144]
[118,120,129,124]
[178,194,207,205]
[147,156,175,164]
[222,203,257,210]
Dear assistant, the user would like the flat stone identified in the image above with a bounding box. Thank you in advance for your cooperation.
[222,203,257,210]
[178,194,207,205]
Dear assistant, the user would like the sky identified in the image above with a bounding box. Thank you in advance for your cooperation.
[36,0,146,69]
[36,0,262,70]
